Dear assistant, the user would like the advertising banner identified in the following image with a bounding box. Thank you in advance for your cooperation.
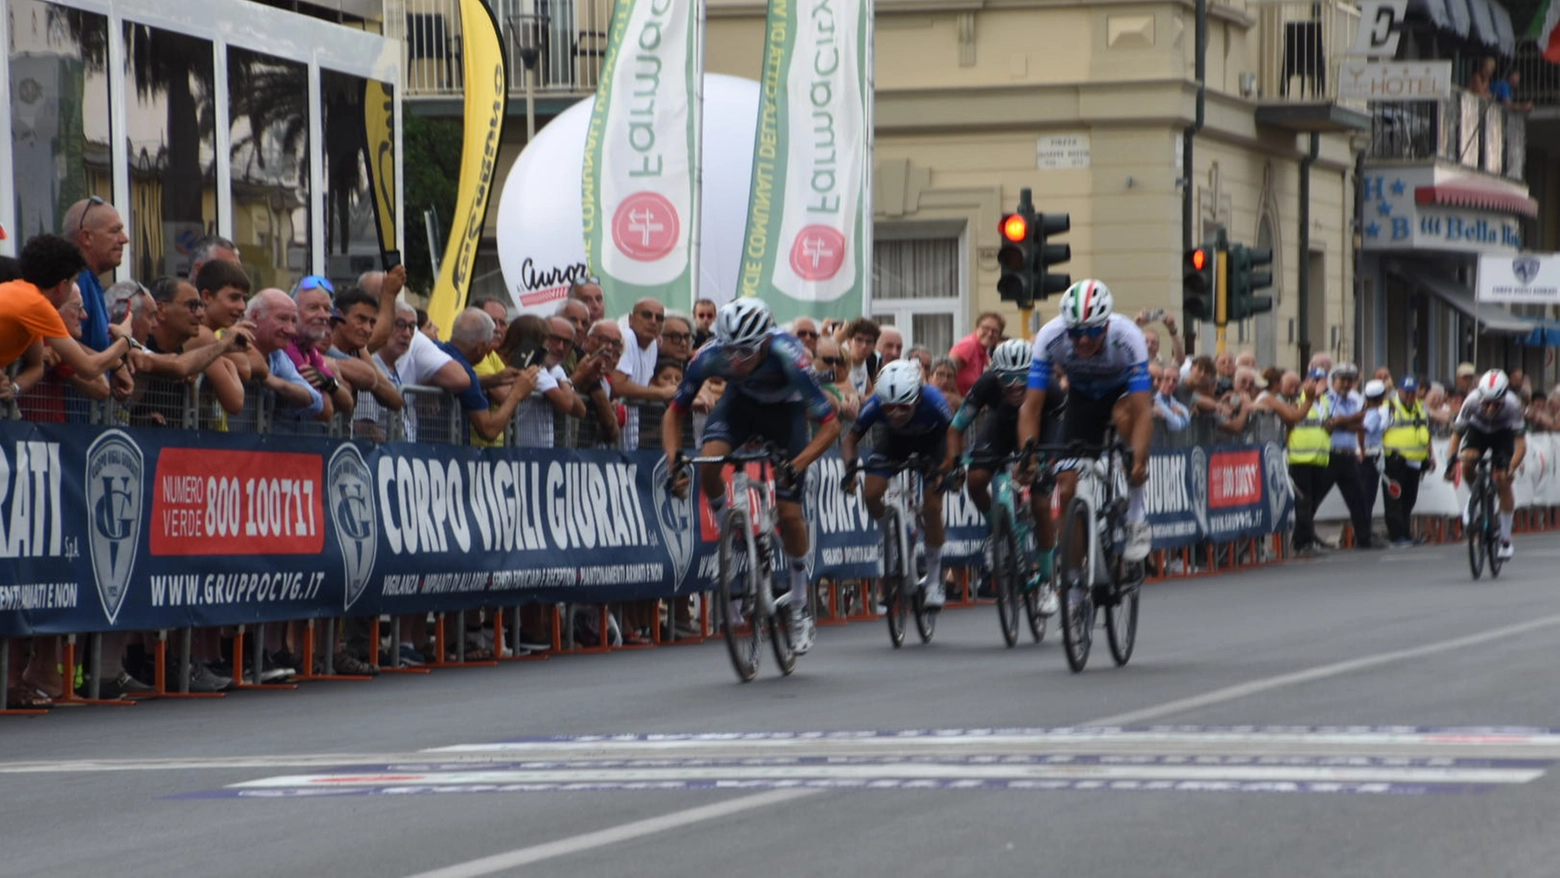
[582,0,700,319]
[736,0,870,324]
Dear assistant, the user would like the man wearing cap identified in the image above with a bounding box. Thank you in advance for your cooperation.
[1452,362,1477,407]
[1381,376,1433,546]
[1359,379,1391,541]
[1325,363,1381,549]
[1287,368,1332,555]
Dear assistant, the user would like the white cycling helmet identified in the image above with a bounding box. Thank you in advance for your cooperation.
[715,297,774,347]
[991,338,1032,374]
[876,359,923,406]
[1478,368,1509,401]
[1059,279,1114,329]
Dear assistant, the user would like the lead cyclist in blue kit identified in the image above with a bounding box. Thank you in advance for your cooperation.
[662,298,841,654]
[1017,280,1156,564]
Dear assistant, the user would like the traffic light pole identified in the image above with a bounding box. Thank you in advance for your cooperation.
[1213,228,1230,356]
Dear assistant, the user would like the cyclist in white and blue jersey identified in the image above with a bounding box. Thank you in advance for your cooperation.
[1443,369,1526,560]
[663,298,841,653]
[841,359,956,608]
[1017,279,1155,562]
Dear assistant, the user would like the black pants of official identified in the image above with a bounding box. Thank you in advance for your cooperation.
[1289,462,1332,550]
[1360,456,1381,535]
[1381,454,1423,543]
[1328,453,1374,548]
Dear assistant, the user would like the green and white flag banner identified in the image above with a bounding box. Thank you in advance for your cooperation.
[582,0,700,318]
[737,0,870,324]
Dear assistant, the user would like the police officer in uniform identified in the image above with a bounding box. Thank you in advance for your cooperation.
[1381,376,1434,546]
[1287,368,1332,556]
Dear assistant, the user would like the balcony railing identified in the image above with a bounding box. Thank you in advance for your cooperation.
[389,0,611,99]
[1512,41,1560,107]
[1370,88,1526,181]
[1246,0,1364,107]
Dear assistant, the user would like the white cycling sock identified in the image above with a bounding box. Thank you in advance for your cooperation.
[1128,483,1146,524]
[789,560,810,610]
[1500,511,1514,542]
[925,544,944,586]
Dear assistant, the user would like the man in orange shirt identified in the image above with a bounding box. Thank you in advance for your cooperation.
[0,235,134,397]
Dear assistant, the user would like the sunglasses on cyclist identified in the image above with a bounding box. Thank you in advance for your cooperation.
[1067,325,1106,341]
[727,343,761,360]
[999,371,1027,387]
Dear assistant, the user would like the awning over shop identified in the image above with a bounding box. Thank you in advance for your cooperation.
[1522,321,1560,347]
[1491,1,1516,53]
[1391,264,1532,333]
[1467,0,1503,49]
[1411,0,1468,35]
[1414,182,1539,218]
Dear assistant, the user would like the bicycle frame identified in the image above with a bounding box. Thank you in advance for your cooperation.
[726,459,782,619]
[881,461,927,583]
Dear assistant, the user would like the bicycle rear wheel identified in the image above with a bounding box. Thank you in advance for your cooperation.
[1466,487,1485,581]
[1057,497,1093,673]
[766,547,798,674]
[991,505,1021,648]
[882,507,908,648]
[718,509,762,682]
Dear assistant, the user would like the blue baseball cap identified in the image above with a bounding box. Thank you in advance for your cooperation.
[1307,367,1327,380]
[1400,376,1419,392]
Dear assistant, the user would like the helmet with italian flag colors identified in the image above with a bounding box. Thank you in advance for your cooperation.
[1059,279,1114,329]
[1478,369,1509,401]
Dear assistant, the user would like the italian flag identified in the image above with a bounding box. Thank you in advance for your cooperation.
[1537,0,1560,63]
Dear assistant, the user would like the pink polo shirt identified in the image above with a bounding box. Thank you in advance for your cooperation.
[949,331,989,396]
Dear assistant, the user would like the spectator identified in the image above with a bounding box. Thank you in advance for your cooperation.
[1425,381,1453,433]
[1493,67,1534,112]
[1468,56,1496,100]
[104,280,155,338]
[653,357,684,389]
[440,308,537,443]
[1235,350,1257,370]
[0,234,133,382]
[1178,355,1219,416]
[327,287,405,441]
[1135,309,1186,369]
[790,317,820,356]
[1308,352,1334,378]
[661,312,695,364]
[126,277,252,427]
[1152,369,1190,431]
[471,297,516,388]
[187,234,240,280]
[376,300,473,441]
[842,316,880,395]
[815,335,860,421]
[948,312,1005,395]
[571,280,606,325]
[692,297,717,348]
[498,314,584,448]
[904,345,933,380]
[186,260,258,427]
[612,297,672,450]
[1323,363,1379,549]
[877,325,904,364]
[245,289,329,421]
[569,318,624,448]
[1287,368,1331,556]
[18,281,109,422]
[1213,351,1236,395]
[61,196,128,352]
[417,307,439,341]
[286,276,355,418]
[1373,366,1394,395]
[1381,375,1433,545]
[929,356,962,413]
[556,297,592,366]
[1260,366,1285,394]
[1453,362,1477,401]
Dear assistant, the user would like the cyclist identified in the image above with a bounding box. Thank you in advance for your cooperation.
[943,338,1064,603]
[1017,279,1154,563]
[663,298,841,654]
[841,359,955,609]
[1443,368,1525,560]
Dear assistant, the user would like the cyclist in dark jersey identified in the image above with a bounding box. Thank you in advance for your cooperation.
[663,298,840,653]
[840,359,955,608]
[1444,368,1526,560]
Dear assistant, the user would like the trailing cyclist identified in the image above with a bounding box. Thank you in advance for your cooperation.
[841,359,956,609]
[943,338,1064,602]
[663,298,841,654]
[1443,369,1525,561]
[1017,280,1154,563]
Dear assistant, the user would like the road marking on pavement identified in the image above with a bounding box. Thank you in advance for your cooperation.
[399,788,815,878]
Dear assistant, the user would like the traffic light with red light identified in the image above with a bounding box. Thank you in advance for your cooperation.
[997,191,1037,305]
[1183,246,1215,322]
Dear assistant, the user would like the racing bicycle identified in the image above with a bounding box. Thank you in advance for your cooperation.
[682,442,801,682]
[1038,432,1143,673]
[862,454,944,648]
[1462,451,1504,581]
[982,450,1056,647]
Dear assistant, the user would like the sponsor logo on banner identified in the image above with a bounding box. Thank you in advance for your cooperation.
[1189,447,1209,536]
[790,226,847,281]
[86,431,143,624]
[613,193,680,263]
[328,446,378,611]
[0,439,64,559]
[651,455,695,591]
[149,449,325,556]
[1514,256,1541,285]
[1263,443,1291,526]
[1209,450,1261,508]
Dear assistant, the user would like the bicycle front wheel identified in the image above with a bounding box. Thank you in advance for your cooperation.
[1486,494,1504,579]
[767,552,798,675]
[1057,497,1093,673]
[718,509,762,682]
[1466,488,1485,581]
[991,505,1021,648]
[1106,569,1140,667]
[882,507,908,648]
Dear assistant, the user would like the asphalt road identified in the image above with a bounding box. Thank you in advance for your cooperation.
[6,535,1560,877]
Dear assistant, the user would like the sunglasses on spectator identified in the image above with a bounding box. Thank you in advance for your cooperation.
[75,195,107,236]
[179,298,207,314]
[296,275,335,297]
[637,309,665,322]
[819,356,843,366]
[392,319,418,332]
[795,329,819,339]
[662,331,692,343]
[1067,325,1106,341]
[547,332,574,345]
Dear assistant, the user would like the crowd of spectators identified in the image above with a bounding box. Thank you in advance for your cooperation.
[1,196,1551,706]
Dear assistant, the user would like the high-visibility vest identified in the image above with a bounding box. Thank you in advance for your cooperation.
[1288,393,1331,466]
[1382,397,1430,462]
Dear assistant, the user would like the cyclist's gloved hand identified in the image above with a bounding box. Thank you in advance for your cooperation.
[840,461,860,495]
[1443,460,1457,482]
[667,454,691,499]
[775,459,801,493]
[941,467,966,495]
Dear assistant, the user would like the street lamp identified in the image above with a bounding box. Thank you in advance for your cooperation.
[515,21,541,142]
